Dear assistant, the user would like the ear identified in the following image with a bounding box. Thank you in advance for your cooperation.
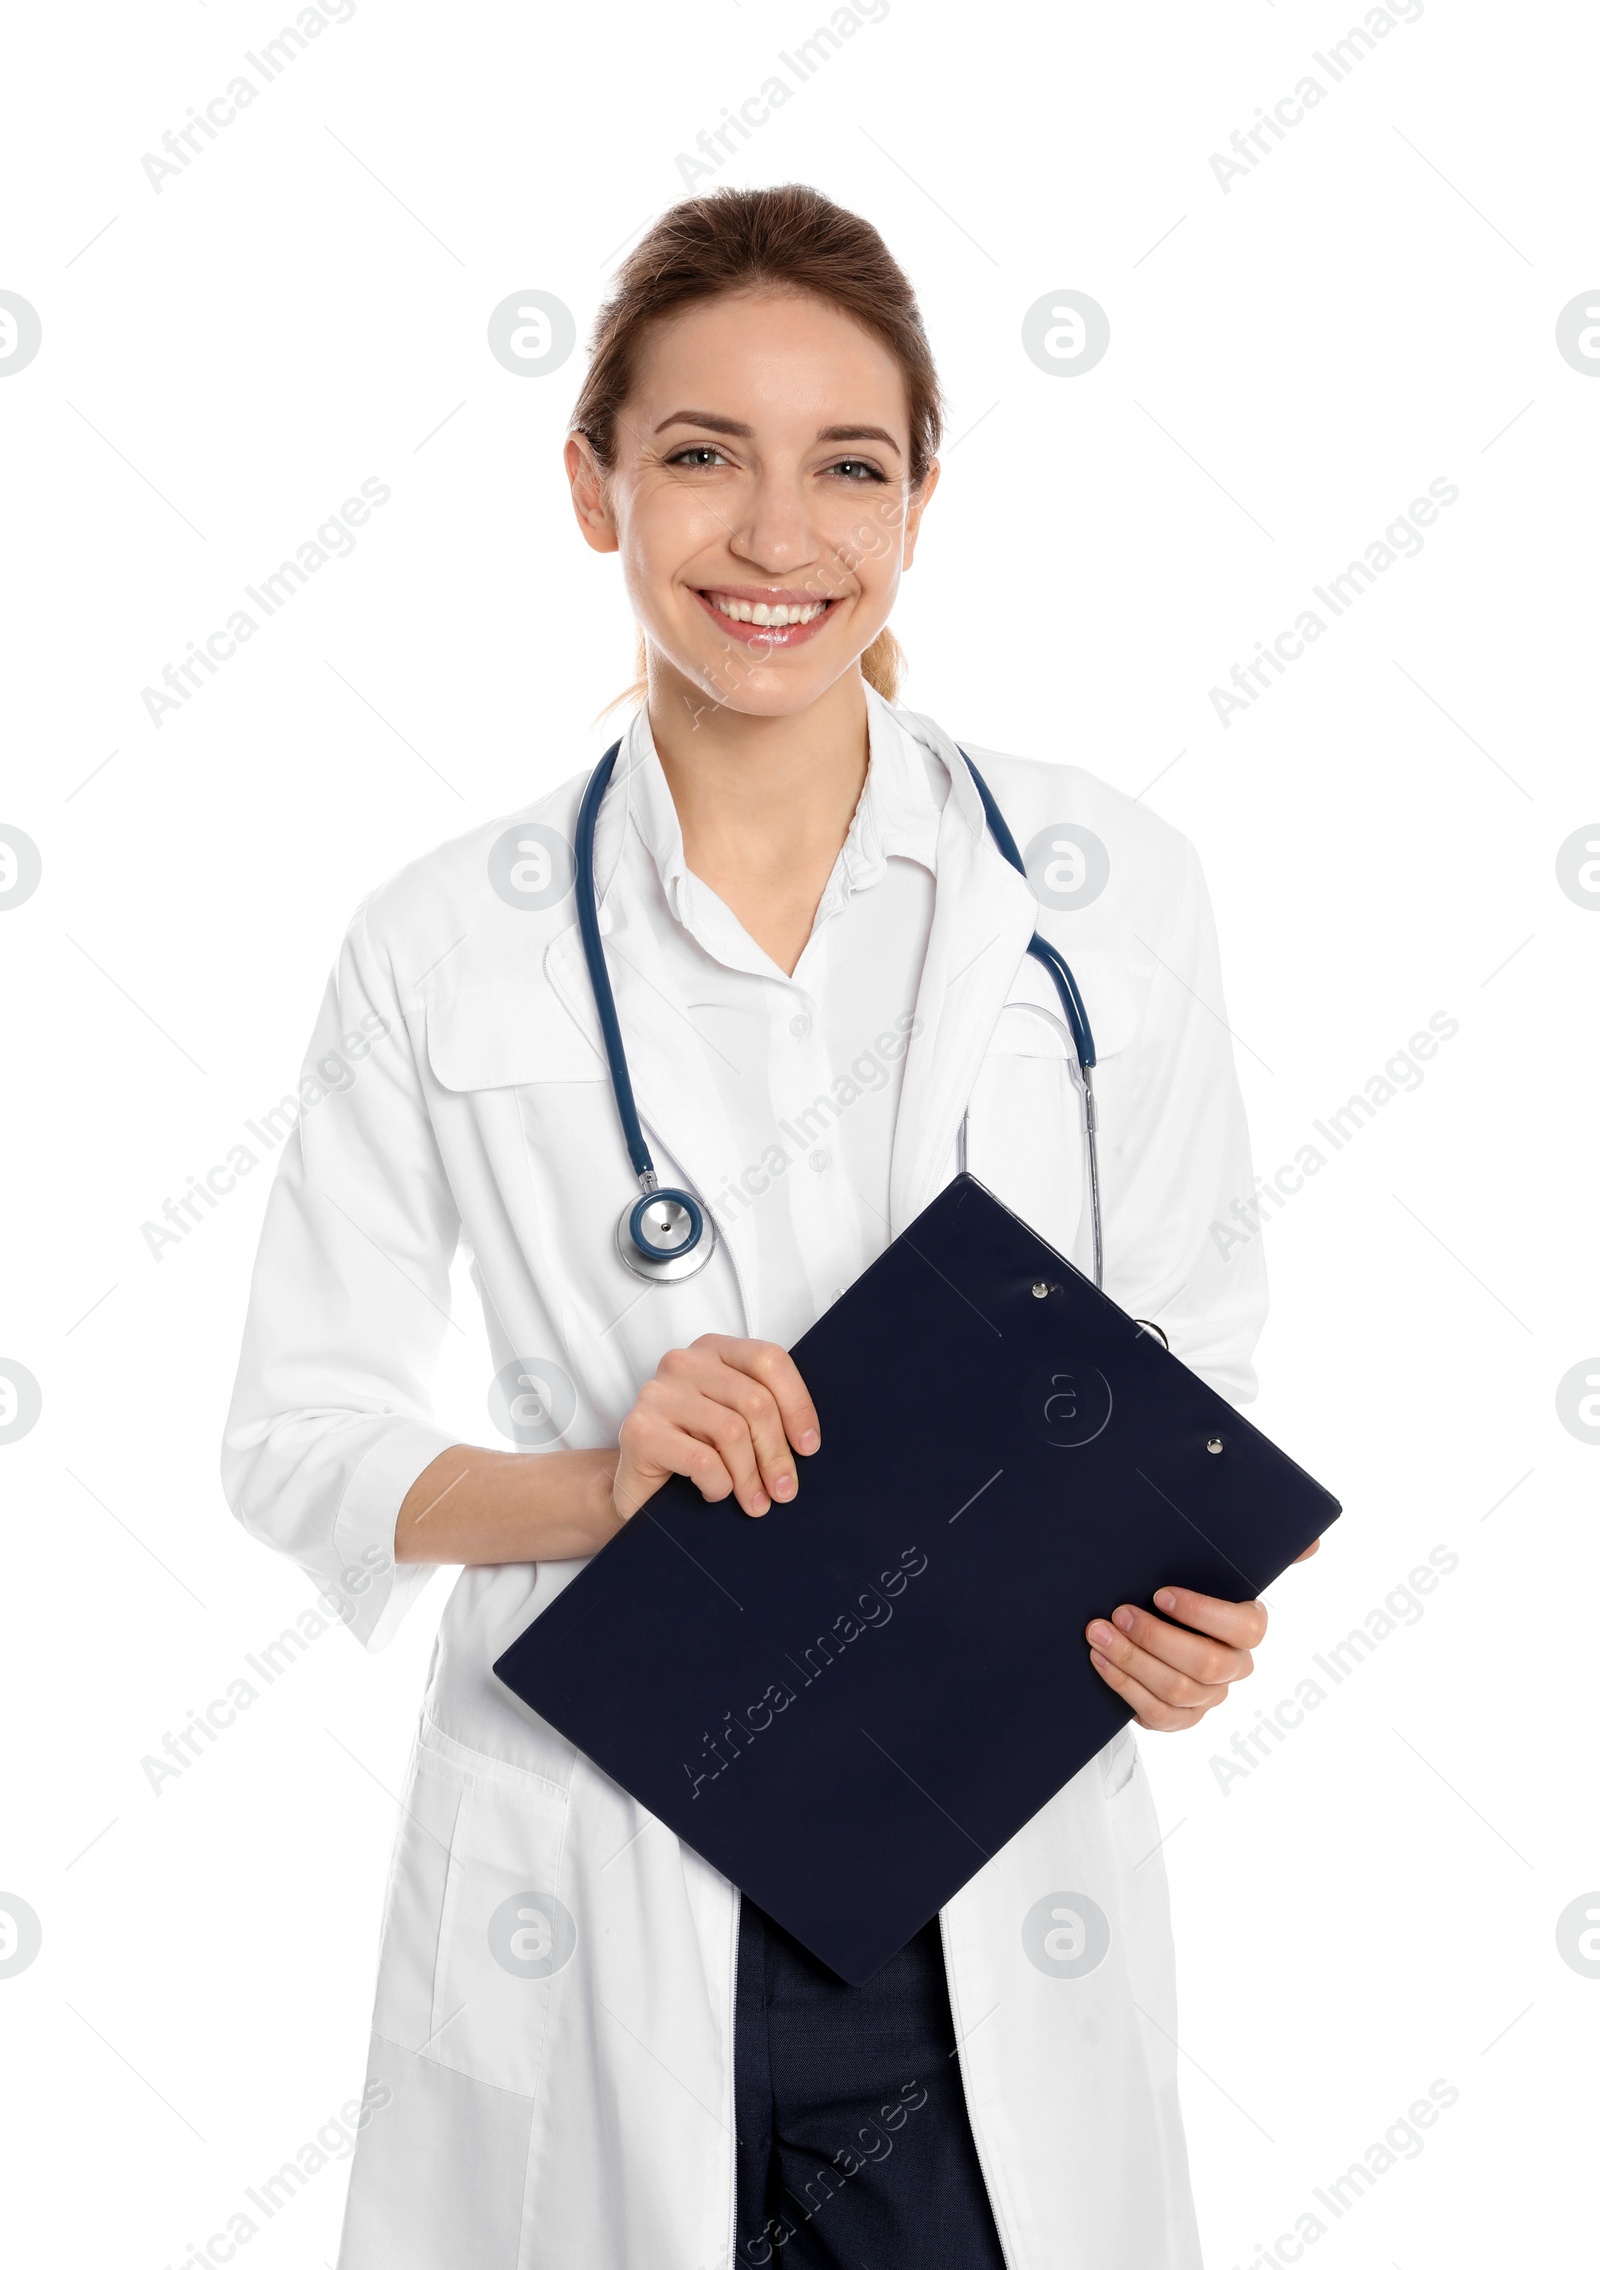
[565,433,619,556]
[900,459,940,571]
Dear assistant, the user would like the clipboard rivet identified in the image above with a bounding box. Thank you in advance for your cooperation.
[1206,1436,1225,1455]
[1031,1281,1050,1298]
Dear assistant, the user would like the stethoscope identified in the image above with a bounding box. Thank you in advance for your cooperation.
[574,740,1104,1290]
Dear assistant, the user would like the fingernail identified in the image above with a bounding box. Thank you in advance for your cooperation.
[772,1473,797,1500]
[1112,1606,1135,1633]
[1088,1620,1115,1647]
[1155,1589,1177,1612]
[798,1428,821,1453]
[751,1496,769,1516]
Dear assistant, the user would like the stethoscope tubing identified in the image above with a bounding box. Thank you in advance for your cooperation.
[575,738,1105,1289]
[574,742,653,1185]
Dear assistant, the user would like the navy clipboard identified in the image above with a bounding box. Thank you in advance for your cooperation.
[494,1174,1340,1984]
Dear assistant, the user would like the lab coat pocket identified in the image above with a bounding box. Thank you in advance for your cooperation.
[374,1715,573,2102]
[424,979,605,1093]
[434,1750,575,2099]
[423,976,621,1309]
[967,1043,1082,1259]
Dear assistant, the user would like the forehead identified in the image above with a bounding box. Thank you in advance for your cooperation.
[629,289,910,431]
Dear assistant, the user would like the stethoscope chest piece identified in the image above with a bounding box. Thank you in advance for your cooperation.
[616,1185,718,1282]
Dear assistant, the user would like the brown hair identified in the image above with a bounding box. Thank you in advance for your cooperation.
[572,183,943,710]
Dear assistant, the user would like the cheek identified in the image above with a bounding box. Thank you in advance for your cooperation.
[852,537,902,608]
[839,487,908,577]
[829,519,903,642]
[621,479,726,593]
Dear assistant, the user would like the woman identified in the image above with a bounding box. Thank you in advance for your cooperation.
[224,184,1289,2269]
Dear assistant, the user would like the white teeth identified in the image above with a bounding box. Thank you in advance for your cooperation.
[708,593,826,628]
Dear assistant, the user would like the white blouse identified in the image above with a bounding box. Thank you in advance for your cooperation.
[611,692,964,1348]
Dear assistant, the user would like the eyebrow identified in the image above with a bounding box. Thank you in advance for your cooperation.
[654,410,903,456]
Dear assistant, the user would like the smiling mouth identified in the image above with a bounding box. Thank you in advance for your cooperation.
[693,587,839,646]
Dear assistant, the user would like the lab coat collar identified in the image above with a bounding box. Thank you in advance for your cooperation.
[610,704,717,947]
[831,684,944,890]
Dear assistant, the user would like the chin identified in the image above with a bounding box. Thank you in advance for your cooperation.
[683,653,859,718]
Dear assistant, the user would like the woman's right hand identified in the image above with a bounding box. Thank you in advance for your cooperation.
[613,1335,822,1524]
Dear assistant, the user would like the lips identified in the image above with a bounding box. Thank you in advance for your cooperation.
[692,587,840,649]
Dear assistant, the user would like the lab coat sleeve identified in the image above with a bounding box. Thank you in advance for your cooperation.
[1102,838,1269,1407]
[220,898,461,1650]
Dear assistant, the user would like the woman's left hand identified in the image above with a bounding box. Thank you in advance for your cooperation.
[1086,1538,1319,1731]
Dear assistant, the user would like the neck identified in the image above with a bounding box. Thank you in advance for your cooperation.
[644,659,873,977]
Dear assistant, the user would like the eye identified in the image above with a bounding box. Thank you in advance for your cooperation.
[825,458,887,483]
[665,444,732,470]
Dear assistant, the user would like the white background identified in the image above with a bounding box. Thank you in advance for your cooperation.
[1,1,1596,2263]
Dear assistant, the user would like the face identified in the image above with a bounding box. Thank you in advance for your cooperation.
[566,289,938,718]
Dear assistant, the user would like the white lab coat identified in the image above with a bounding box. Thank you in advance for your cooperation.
[222,689,1267,2270]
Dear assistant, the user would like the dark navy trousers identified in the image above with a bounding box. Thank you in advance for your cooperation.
[732,1897,1009,2269]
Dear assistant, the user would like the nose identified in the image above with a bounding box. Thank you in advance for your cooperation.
[725,463,826,580]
